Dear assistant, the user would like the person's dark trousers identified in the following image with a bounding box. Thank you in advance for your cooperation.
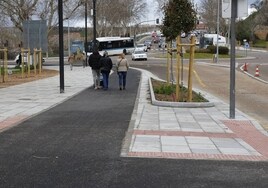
[118,71,127,90]
[101,70,110,90]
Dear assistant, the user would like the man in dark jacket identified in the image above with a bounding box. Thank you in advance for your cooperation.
[99,51,113,90]
[88,50,101,89]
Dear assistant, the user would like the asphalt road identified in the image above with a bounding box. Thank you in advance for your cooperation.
[1,69,268,187]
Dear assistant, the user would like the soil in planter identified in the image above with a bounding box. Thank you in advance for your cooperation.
[151,78,208,102]
[0,69,59,88]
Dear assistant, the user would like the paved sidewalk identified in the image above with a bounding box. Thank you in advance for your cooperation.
[1,66,268,162]
[122,68,268,161]
[0,66,92,132]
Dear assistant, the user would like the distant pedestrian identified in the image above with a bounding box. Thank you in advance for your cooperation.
[88,50,102,89]
[116,53,129,90]
[99,51,113,90]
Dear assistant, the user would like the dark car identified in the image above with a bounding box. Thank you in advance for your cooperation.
[144,40,152,50]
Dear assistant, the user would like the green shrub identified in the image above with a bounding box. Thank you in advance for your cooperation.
[219,46,229,55]
[205,45,229,54]
[253,40,267,48]
[207,45,216,53]
[154,83,175,95]
[195,48,211,53]
[152,79,209,102]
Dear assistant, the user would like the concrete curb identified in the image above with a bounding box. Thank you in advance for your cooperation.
[148,77,215,108]
[239,63,268,84]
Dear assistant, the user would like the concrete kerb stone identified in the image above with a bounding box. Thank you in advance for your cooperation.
[120,68,144,157]
[148,77,215,108]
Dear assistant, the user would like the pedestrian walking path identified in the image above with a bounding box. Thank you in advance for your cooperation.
[0,66,268,162]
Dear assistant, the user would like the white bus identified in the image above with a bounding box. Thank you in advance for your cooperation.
[86,37,135,56]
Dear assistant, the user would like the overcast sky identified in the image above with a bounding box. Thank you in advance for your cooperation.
[73,0,257,27]
[143,0,257,23]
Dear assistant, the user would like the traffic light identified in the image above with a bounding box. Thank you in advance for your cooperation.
[156,18,159,24]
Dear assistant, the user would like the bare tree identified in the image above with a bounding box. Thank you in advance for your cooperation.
[36,0,84,35]
[0,0,84,33]
[85,0,147,37]
[199,0,217,33]
[0,0,148,51]
[155,0,167,13]
[199,0,227,34]
[255,0,268,26]
[0,0,39,32]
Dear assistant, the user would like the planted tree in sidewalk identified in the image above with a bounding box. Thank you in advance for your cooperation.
[160,0,196,102]
[161,0,196,41]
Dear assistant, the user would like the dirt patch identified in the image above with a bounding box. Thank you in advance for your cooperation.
[0,69,59,88]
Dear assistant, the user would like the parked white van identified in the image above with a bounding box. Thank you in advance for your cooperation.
[203,34,226,47]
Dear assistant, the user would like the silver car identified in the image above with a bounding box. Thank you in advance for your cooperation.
[131,50,147,61]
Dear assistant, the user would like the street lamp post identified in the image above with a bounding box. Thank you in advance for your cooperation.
[68,18,70,57]
[58,0,64,93]
[216,0,220,63]
[85,0,88,66]
[92,0,97,51]
[230,0,238,119]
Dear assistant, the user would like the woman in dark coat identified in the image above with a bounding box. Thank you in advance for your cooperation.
[99,51,113,90]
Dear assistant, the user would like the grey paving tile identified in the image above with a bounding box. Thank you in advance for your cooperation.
[219,148,251,155]
[138,124,159,130]
[131,136,161,152]
[160,123,181,130]
[188,143,217,150]
[191,149,221,154]
[211,138,244,148]
[161,136,187,146]
[135,135,160,143]
[132,145,161,152]
[186,136,213,144]
[162,145,191,153]
[202,127,225,133]
[181,128,203,132]
[180,122,199,127]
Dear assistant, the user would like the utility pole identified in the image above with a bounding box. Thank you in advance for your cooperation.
[230,0,237,119]
[58,0,64,93]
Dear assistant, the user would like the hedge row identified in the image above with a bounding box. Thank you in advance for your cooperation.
[186,45,229,55]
